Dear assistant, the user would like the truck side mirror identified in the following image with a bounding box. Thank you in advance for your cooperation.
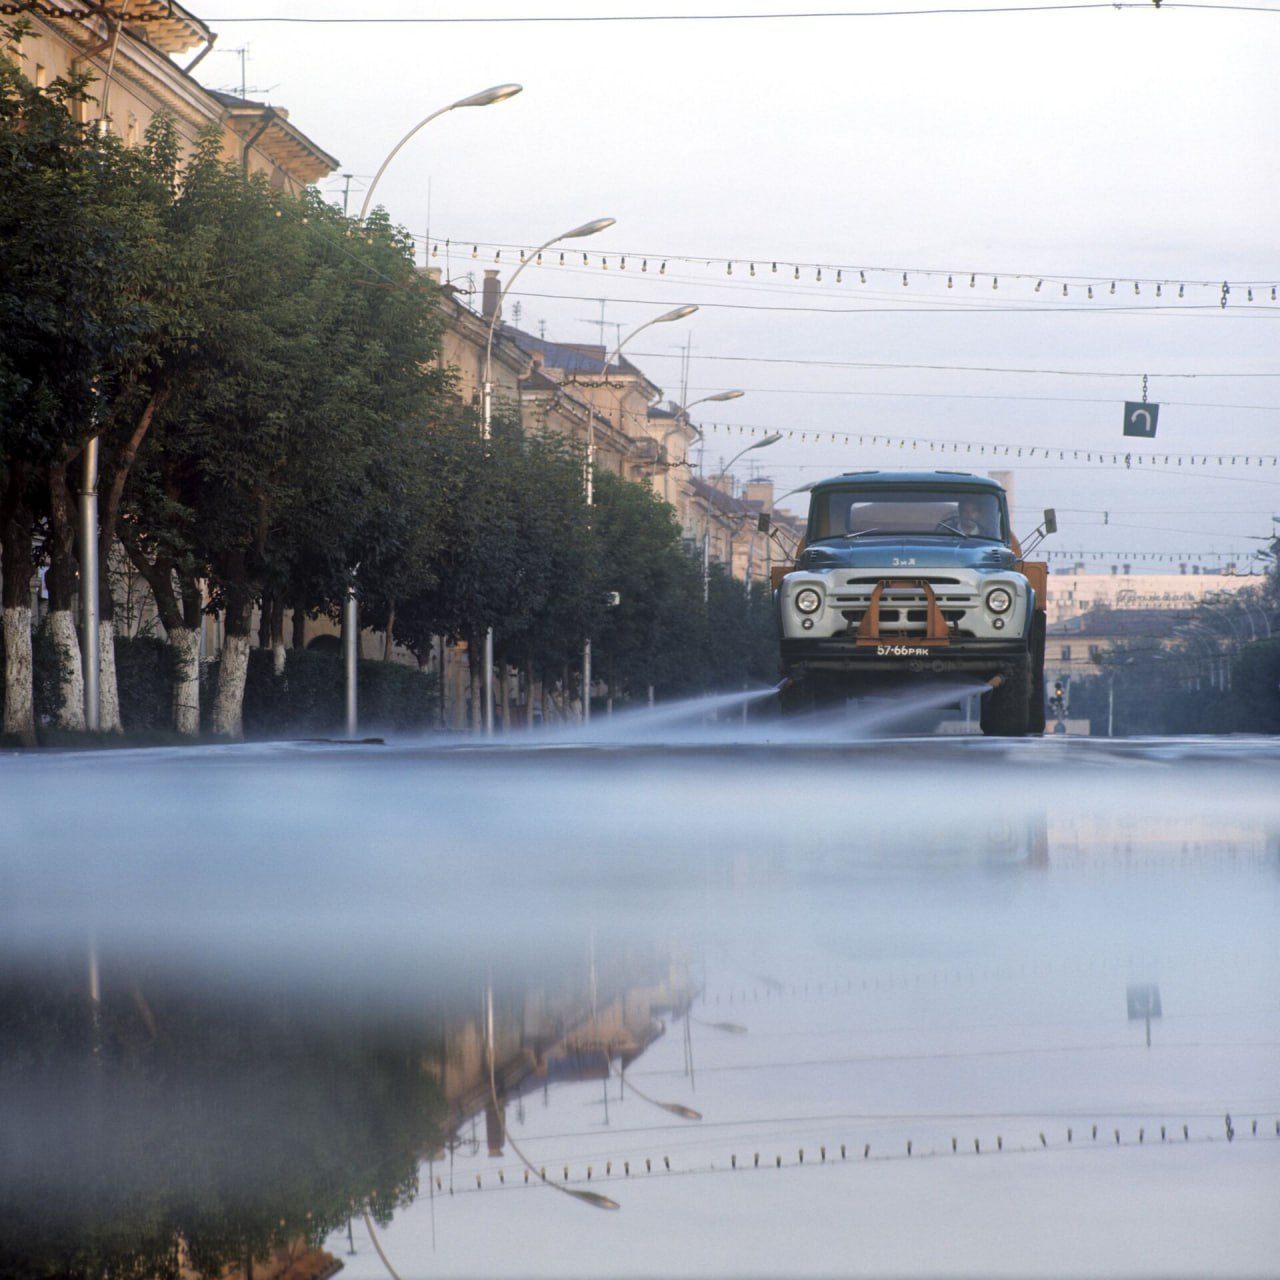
[1043,508,1058,535]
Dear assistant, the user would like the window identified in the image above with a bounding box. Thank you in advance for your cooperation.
[1060,645,1071,661]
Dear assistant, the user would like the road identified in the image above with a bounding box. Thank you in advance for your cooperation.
[2,726,1278,1277]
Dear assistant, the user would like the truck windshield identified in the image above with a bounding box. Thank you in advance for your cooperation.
[810,488,1006,543]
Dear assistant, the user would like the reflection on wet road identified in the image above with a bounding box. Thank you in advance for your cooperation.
[2,730,1278,1277]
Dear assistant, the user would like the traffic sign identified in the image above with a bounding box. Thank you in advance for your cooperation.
[1123,402,1159,437]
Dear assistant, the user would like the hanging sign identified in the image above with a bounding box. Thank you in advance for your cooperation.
[1123,402,1159,437]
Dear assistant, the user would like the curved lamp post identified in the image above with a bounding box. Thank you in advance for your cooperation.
[702,432,782,601]
[582,304,698,722]
[345,84,518,735]
[357,83,522,223]
[660,390,744,503]
[478,216,615,736]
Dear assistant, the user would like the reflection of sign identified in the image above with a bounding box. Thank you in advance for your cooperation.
[1126,984,1162,1019]
[1123,402,1159,437]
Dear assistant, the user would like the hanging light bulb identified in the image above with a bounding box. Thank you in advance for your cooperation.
[726,261,733,275]
[1156,282,1162,297]
[947,275,953,288]
[969,274,976,288]
[1062,283,1068,297]
[471,246,478,258]
[641,259,648,272]
[859,270,866,284]
[749,262,756,276]
[1035,280,1042,292]
[1088,285,1093,299]
[816,267,822,281]
[1179,283,1185,297]
[793,265,800,279]
[1110,281,1116,294]
[836,269,842,283]
[902,272,908,286]
[992,276,998,289]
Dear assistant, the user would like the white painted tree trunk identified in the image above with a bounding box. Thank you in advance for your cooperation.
[98,622,123,733]
[272,638,286,676]
[2,606,36,745]
[171,626,200,737]
[48,610,86,731]
[211,632,250,739]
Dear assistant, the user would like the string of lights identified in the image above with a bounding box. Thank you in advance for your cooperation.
[692,420,1280,468]
[204,4,1280,24]
[435,239,1280,308]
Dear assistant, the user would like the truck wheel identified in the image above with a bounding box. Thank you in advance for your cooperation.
[1028,613,1047,735]
[980,655,1031,736]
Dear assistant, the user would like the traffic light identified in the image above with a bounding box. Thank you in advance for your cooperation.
[1050,680,1067,718]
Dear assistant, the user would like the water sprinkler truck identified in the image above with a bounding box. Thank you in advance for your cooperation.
[774,470,1055,735]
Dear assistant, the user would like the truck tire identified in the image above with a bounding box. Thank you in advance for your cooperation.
[1028,612,1047,735]
[980,653,1031,736]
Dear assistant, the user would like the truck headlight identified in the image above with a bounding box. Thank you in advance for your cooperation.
[794,587,822,615]
[986,587,1013,614]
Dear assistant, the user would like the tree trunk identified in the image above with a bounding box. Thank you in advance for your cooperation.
[270,597,286,675]
[2,607,36,745]
[96,392,163,735]
[46,611,85,730]
[46,461,85,731]
[383,600,396,661]
[212,625,251,739]
[1,464,36,745]
[170,625,201,736]
[291,599,306,650]
[98,622,122,732]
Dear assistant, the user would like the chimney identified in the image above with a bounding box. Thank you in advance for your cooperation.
[425,266,442,284]
[482,269,501,323]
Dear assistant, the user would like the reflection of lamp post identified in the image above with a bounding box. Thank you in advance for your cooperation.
[485,984,619,1209]
[479,217,615,736]
[357,84,522,223]
[702,432,782,601]
[582,304,698,722]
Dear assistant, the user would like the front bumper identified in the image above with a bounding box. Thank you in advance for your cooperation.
[780,635,1030,677]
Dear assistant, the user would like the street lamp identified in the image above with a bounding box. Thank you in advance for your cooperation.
[582,304,698,722]
[357,83,522,223]
[702,432,782,601]
[659,391,744,503]
[344,85,519,735]
[478,216,614,736]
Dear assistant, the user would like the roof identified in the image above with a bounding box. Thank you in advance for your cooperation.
[1049,608,1195,638]
[210,91,339,184]
[812,470,1006,492]
[43,0,212,57]
[502,328,646,379]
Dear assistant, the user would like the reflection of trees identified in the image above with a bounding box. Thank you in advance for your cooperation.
[0,957,445,1280]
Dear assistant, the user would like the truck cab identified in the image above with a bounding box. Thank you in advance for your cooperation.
[775,470,1048,735]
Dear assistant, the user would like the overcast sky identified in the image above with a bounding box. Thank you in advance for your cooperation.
[192,2,1280,572]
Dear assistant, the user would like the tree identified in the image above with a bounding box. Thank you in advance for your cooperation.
[1,25,168,741]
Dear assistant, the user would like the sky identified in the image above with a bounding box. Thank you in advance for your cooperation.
[189,2,1280,573]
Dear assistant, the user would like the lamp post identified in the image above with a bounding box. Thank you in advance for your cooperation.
[478,217,615,736]
[659,390,743,504]
[702,432,782,601]
[582,304,698,722]
[357,83,522,223]
[347,84,520,735]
